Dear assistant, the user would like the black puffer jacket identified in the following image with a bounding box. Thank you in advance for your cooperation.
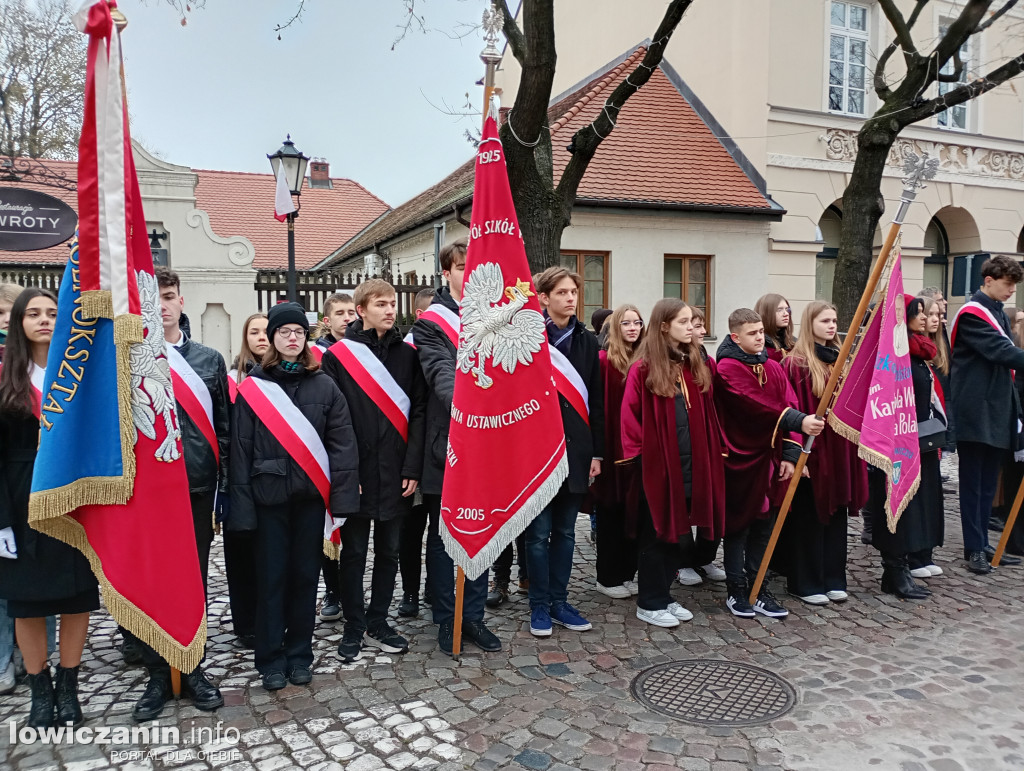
[230,364,360,530]
[412,287,459,496]
[321,320,426,521]
[172,336,230,495]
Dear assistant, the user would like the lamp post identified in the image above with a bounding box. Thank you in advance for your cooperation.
[267,135,310,302]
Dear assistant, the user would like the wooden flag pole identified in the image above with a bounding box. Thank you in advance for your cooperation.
[992,473,1024,567]
[747,153,938,606]
[452,568,466,661]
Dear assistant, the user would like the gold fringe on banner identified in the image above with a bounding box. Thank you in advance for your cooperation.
[80,289,114,320]
[322,538,340,561]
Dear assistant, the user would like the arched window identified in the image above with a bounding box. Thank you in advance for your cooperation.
[815,205,842,301]
[923,218,949,297]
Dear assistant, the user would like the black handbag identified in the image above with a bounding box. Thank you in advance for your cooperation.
[918,415,947,451]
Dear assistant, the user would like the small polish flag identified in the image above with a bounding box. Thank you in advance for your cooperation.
[273,161,296,222]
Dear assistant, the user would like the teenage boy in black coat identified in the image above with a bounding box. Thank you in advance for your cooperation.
[526,267,604,638]
[321,280,426,661]
[412,239,502,655]
[132,267,230,722]
[951,256,1024,574]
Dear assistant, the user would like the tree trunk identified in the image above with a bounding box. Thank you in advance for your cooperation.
[832,118,898,325]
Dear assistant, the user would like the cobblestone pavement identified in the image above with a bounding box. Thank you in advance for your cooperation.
[2,455,1023,771]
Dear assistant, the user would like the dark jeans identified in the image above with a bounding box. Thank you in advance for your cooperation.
[321,553,340,599]
[223,530,258,638]
[255,498,324,675]
[492,535,528,585]
[723,516,773,589]
[424,495,488,624]
[595,500,637,587]
[959,441,1004,552]
[399,502,431,596]
[139,490,215,675]
[785,484,847,596]
[338,516,401,634]
[636,502,679,611]
[526,487,584,610]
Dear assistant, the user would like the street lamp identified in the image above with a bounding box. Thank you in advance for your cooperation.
[267,135,310,302]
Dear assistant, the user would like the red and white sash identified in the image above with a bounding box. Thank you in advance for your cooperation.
[166,343,219,463]
[236,377,339,543]
[419,304,460,347]
[309,344,325,362]
[29,362,45,419]
[226,370,239,404]
[403,331,416,349]
[329,339,411,441]
[549,346,589,425]
[950,301,1011,347]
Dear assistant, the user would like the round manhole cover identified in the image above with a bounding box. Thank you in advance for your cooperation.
[630,659,796,727]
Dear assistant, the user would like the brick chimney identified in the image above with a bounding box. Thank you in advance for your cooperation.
[309,158,331,189]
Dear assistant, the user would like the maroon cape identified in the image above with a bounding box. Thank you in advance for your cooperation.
[771,355,868,522]
[594,350,629,504]
[621,360,726,543]
[714,356,800,535]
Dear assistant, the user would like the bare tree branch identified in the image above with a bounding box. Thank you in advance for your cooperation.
[925,0,991,90]
[877,0,920,59]
[502,0,555,146]
[391,0,428,50]
[874,41,899,100]
[498,0,527,66]
[555,0,693,206]
[908,51,1024,121]
[975,0,1019,32]
[937,49,965,82]
[274,0,306,37]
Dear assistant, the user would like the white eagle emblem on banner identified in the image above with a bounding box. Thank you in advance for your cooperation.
[458,262,545,389]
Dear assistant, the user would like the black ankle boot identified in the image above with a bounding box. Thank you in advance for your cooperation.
[54,665,83,727]
[396,592,419,617]
[132,668,172,722]
[26,669,55,728]
[183,666,224,711]
[881,555,928,599]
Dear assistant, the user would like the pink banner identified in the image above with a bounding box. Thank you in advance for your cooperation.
[829,248,921,532]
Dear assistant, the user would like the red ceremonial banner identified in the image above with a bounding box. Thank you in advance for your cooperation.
[439,114,568,579]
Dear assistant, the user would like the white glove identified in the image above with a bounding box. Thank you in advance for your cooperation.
[0,527,17,560]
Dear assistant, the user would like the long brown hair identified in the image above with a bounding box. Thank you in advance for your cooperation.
[234,313,268,384]
[604,304,644,376]
[790,301,839,397]
[262,338,320,372]
[919,296,950,375]
[0,288,56,416]
[755,293,794,352]
[635,298,711,397]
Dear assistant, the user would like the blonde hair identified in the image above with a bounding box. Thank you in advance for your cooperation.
[0,283,22,308]
[919,296,950,375]
[790,301,839,397]
[604,304,644,376]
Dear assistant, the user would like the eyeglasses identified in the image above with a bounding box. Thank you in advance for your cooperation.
[778,307,792,316]
[276,327,306,339]
[619,320,644,328]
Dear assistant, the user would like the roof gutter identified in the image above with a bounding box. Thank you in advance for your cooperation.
[573,199,786,219]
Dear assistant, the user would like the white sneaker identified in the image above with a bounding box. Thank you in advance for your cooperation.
[666,602,693,621]
[926,564,943,576]
[909,567,932,579]
[826,590,849,602]
[636,607,679,628]
[0,661,14,694]
[623,580,638,596]
[676,568,703,586]
[596,582,631,599]
[700,563,727,582]
[794,593,830,605]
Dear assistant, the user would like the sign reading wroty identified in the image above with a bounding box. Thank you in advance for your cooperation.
[439,113,568,579]
[0,187,78,251]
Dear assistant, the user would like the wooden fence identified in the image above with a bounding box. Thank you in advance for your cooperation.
[0,266,64,292]
[254,269,441,326]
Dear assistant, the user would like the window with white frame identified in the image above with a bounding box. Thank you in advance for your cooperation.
[937,25,970,131]
[828,1,869,116]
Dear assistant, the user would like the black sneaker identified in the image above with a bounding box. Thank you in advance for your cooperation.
[726,593,755,618]
[437,621,454,657]
[396,592,419,617]
[753,588,789,618]
[320,592,342,621]
[485,582,510,609]
[337,631,363,663]
[461,620,502,652]
[365,624,409,654]
[287,666,312,686]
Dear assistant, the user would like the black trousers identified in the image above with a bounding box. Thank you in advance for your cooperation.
[959,441,1004,553]
[254,498,324,675]
[424,495,488,624]
[223,530,258,638]
[723,516,773,589]
[398,502,430,596]
[679,535,721,570]
[595,500,637,587]
[321,553,340,598]
[338,516,401,634]
[784,483,847,596]
[492,535,528,585]
[636,503,680,612]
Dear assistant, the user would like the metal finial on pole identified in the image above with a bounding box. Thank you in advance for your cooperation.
[481,4,503,58]
[893,151,940,224]
[110,6,128,31]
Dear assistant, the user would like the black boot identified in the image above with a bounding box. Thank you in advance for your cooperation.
[26,669,55,729]
[485,581,510,609]
[880,555,928,599]
[396,591,419,617]
[182,666,224,711]
[860,508,873,545]
[54,665,83,727]
[132,667,173,722]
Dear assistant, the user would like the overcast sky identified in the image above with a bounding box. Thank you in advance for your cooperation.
[122,0,488,207]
